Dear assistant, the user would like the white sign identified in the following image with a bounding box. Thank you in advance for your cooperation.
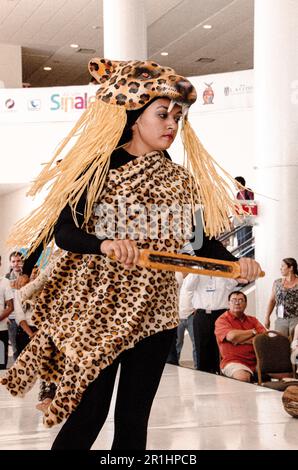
[0,85,99,123]
[189,70,253,113]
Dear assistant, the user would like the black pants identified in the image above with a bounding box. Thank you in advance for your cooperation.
[16,326,38,357]
[166,327,179,365]
[193,309,226,374]
[0,330,9,370]
[52,328,175,450]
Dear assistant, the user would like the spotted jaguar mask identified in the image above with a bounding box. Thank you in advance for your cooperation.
[88,58,197,116]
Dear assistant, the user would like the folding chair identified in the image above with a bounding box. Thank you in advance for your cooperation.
[253,330,298,391]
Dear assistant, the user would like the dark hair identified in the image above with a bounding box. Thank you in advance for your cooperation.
[282,258,298,275]
[235,176,246,186]
[117,97,166,147]
[9,251,23,260]
[228,291,247,302]
[117,101,151,147]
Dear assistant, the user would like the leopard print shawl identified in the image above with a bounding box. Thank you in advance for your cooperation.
[1,151,197,427]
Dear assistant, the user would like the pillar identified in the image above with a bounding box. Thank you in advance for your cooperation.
[103,0,147,61]
[254,0,298,323]
[0,44,22,88]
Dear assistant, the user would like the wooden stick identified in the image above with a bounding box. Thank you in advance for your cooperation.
[110,249,265,279]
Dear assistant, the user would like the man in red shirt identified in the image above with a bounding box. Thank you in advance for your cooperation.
[215,291,266,382]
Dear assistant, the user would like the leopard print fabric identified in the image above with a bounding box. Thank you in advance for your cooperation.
[88,57,197,109]
[1,152,197,427]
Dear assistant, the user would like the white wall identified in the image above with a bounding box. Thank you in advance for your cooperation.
[170,69,255,185]
[0,121,75,184]
[170,108,254,183]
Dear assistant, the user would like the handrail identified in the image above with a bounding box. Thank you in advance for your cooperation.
[217,220,255,260]
[218,222,252,244]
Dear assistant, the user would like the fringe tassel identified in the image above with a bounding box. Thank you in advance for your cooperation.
[7,100,127,255]
[181,119,243,238]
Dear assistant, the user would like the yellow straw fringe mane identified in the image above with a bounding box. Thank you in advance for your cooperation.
[181,120,242,237]
[7,100,127,254]
[8,101,243,255]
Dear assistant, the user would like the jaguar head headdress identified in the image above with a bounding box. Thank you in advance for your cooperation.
[88,58,197,114]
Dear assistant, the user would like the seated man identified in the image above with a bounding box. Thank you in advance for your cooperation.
[215,291,266,382]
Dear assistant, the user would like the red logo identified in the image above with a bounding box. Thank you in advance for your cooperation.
[203,83,214,105]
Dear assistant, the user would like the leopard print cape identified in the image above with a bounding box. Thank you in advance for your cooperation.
[1,151,197,427]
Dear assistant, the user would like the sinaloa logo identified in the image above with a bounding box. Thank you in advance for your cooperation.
[50,92,96,112]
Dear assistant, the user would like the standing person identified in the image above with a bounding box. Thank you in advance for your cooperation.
[0,256,14,369]
[2,58,263,450]
[234,176,254,251]
[185,274,239,374]
[14,267,39,356]
[5,251,23,362]
[235,176,254,201]
[265,258,298,337]
[166,272,196,367]
[5,251,24,282]
[175,273,197,368]
[14,251,62,412]
[166,272,184,366]
[215,291,266,382]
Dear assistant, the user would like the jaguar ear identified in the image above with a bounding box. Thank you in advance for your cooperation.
[88,58,119,83]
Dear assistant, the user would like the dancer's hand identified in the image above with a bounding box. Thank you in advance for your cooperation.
[237,258,263,283]
[101,239,140,268]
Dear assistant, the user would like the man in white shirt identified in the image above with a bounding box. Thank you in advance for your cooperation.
[176,272,197,368]
[167,271,197,366]
[5,251,24,362]
[182,274,239,373]
[0,255,14,369]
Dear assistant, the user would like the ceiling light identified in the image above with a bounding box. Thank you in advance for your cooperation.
[203,24,212,29]
[196,57,215,63]
[161,52,169,56]
[70,44,79,48]
[43,66,52,71]
[76,48,96,54]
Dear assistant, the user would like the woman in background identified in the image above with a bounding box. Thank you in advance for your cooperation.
[265,258,298,337]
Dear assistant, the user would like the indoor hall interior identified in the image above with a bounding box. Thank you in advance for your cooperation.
[1,0,298,453]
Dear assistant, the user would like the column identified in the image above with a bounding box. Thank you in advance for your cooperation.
[254,0,298,322]
[0,44,22,88]
[103,0,147,61]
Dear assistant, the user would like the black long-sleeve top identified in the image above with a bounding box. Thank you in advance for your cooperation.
[23,148,236,275]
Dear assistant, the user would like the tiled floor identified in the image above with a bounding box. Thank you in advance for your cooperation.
[0,365,297,450]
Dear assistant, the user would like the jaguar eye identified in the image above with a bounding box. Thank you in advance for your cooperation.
[141,72,150,79]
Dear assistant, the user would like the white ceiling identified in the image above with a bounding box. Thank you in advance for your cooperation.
[0,0,254,87]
